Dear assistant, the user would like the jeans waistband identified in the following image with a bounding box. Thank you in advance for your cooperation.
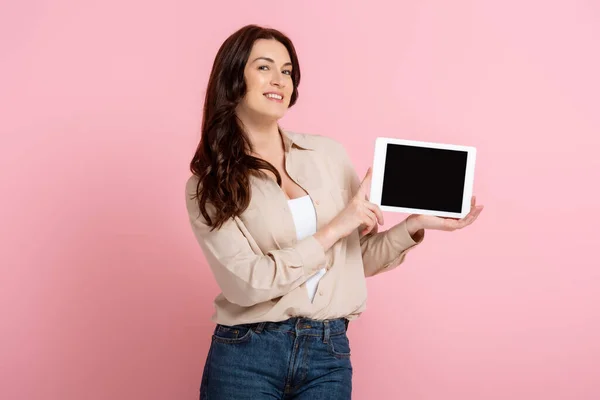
[233,317,349,337]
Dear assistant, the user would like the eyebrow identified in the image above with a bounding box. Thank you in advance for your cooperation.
[251,57,293,67]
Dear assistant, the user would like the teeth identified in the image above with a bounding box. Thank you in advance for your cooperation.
[265,93,283,100]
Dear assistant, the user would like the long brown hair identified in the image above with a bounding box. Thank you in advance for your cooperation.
[189,25,301,230]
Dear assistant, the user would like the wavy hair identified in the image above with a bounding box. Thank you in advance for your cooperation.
[189,24,301,230]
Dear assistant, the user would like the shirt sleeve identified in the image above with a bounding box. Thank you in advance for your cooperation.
[336,142,425,277]
[185,178,327,307]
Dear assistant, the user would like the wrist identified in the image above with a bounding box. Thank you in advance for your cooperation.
[315,223,341,251]
[323,222,341,244]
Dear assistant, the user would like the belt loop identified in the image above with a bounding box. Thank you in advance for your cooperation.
[254,322,266,333]
[323,320,330,344]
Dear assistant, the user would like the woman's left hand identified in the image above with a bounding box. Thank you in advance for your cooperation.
[406,195,484,234]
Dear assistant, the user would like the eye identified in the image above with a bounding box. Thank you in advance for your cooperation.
[282,70,292,76]
[258,65,269,71]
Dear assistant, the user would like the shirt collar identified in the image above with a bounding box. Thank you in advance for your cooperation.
[280,128,314,152]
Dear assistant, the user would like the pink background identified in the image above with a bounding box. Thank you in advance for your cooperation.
[1,0,599,399]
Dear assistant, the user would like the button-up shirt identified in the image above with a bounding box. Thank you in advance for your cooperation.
[185,130,424,326]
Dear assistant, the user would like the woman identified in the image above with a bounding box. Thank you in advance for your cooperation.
[185,24,483,399]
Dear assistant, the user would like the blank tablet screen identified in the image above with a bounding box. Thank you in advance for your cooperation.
[381,144,468,213]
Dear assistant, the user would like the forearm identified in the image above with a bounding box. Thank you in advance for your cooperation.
[360,218,425,277]
[314,223,340,252]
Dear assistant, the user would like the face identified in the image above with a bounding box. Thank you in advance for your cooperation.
[236,39,294,122]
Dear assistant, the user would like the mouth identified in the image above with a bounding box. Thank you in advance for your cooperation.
[264,92,284,103]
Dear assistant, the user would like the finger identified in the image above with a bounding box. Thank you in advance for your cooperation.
[458,209,476,226]
[361,223,377,236]
[362,208,377,229]
[471,195,476,207]
[462,209,476,223]
[360,214,376,236]
[463,201,480,219]
[458,205,483,228]
[468,205,484,223]
[443,218,459,231]
[457,218,470,229]
[363,201,384,225]
[357,167,372,198]
[467,205,484,220]
[361,225,375,236]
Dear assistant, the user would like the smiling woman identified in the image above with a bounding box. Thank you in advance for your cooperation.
[185,23,481,400]
[186,24,415,400]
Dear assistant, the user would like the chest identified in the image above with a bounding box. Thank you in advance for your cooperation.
[239,149,349,251]
[261,153,309,200]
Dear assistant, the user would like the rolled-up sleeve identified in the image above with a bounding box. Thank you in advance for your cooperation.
[359,219,424,277]
[185,180,326,307]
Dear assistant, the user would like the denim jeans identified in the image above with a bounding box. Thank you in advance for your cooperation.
[200,317,352,399]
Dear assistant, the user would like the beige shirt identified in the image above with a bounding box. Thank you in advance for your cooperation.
[185,130,424,326]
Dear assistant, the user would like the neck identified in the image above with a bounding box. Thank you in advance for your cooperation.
[236,112,283,156]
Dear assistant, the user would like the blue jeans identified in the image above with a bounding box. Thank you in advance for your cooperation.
[200,317,352,399]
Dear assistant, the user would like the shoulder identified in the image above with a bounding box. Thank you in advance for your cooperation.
[285,130,356,189]
[284,129,349,159]
[185,174,201,198]
[184,174,218,225]
[184,174,203,215]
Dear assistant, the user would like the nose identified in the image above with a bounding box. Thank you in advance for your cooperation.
[270,70,286,88]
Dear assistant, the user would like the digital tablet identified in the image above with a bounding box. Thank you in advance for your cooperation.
[369,137,477,218]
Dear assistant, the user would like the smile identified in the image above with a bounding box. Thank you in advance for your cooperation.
[264,93,284,102]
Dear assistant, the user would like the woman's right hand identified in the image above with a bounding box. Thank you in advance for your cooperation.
[315,168,384,250]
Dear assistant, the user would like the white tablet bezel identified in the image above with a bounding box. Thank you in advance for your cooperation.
[369,137,477,218]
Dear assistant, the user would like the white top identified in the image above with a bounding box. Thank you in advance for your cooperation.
[287,195,326,302]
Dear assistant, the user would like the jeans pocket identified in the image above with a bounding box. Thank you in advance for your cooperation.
[212,324,254,344]
[327,332,351,358]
